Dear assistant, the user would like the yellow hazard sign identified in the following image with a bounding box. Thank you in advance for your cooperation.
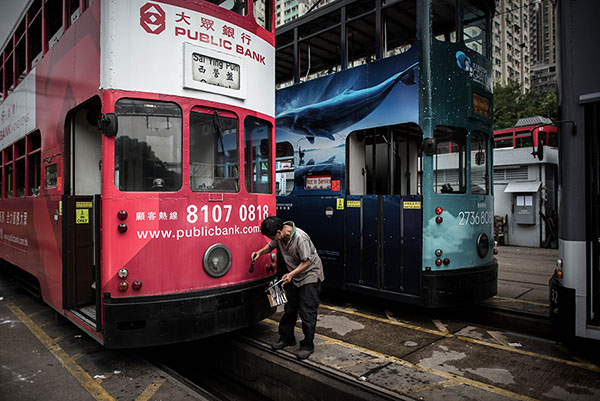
[76,201,93,208]
[403,201,421,209]
[76,209,89,224]
[336,198,344,210]
[347,200,361,208]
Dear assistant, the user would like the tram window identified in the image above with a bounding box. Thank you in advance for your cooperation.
[28,152,41,196]
[16,159,25,197]
[4,148,13,198]
[383,0,416,57]
[276,141,294,196]
[494,133,514,148]
[433,0,457,43]
[115,99,182,192]
[547,130,558,147]
[45,164,57,189]
[254,0,272,32]
[244,117,272,194]
[515,135,533,148]
[470,131,488,195]
[433,126,466,194]
[45,0,64,48]
[463,0,488,56]
[299,27,342,82]
[206,0,247,16]
[190,110,239,192]
[347,8,376,68]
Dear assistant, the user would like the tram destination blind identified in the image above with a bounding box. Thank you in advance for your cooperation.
[192,53,241,90]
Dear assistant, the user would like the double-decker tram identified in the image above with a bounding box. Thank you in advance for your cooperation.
[274,0,497,307]
[0,0,276,348]
[550,0,600,340]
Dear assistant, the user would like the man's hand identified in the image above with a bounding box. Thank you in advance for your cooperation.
[281,272,293,286]
[251,251,259,261]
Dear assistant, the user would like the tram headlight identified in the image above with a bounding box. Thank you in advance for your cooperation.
[203,244,232,278]
[476,233,490,258]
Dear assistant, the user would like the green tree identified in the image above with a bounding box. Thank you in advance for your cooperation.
[493,80,558,130]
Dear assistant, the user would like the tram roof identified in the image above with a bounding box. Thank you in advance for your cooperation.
[275,0,496,38]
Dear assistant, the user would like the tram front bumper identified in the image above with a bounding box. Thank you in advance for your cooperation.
[102,277,275,349]
[422,261,498,307]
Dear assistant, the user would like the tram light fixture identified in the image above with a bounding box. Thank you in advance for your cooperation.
[203,244,232,278]
[556,259,563,269]
[436,216,443,224]
[118,210,128,220]
[435,258,443,266]
[118,268,129,279]
[493,248,499,255]
[476,233,490,258]
[118,281,129,292]
[118,223,128,233]
[271,252,277,261]
[555,269,563,279]
[443,258,450,265]
[132,280,143,290]
[435,207,443,215]
[435,249,443,257]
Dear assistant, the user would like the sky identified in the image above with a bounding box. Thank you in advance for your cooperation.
[0,0,29,49]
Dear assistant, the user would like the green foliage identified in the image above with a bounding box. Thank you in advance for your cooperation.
[493,80,558,130]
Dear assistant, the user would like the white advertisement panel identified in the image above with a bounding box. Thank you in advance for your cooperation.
[100,0,274,116]
[0,72,36,150]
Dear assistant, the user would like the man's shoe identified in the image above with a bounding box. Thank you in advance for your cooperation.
[297,349,313,360]
[271,340,294,350]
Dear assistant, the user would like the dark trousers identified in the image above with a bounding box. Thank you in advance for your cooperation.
[278,281,321,351]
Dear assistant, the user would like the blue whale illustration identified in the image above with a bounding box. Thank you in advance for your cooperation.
[276,62,418,142]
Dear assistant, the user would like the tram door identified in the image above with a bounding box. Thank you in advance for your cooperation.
[587,102,600,325]
[345,125,422,295]
[64,100,102,325]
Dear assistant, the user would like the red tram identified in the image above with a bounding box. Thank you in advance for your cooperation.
[0,0,276,348]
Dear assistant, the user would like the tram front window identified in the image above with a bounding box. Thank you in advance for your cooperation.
[115,99,182,192]
[470,131,489,195]
[463,0,488,56]
[433,126,466,194]
[190,110,239,192]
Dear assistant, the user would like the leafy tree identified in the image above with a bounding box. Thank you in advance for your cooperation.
[493,80,558,130]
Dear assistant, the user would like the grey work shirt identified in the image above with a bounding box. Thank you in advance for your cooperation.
[269,224,324,287]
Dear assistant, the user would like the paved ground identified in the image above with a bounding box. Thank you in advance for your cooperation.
[483,245,558,316]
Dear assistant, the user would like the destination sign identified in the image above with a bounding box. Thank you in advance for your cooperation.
[473,93,491,117]
[192,53,240,90]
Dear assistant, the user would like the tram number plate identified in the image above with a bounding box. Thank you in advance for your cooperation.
[192,53,240,90]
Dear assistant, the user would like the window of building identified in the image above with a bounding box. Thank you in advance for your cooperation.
[115,99,182,192]
[254,0,272,31]
[190,109,239,192]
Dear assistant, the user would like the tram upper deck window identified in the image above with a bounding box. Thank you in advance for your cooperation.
[494,132,514,148]
[254,0,272,31]
[190,110,239,192]
[383,0,416,57]
[463,0,488,56]
[433,126,466,194]
[244,117,272,194]
[470,131,489,194]
[433,0,457,42]
[206,0,247,16]
[115,99,182,192]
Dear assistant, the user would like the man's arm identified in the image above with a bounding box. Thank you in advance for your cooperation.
[281,259,311,286]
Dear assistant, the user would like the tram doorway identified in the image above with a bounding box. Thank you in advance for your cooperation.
[586,101,600,326]
[345,124,422,296]
[63,98,102,327]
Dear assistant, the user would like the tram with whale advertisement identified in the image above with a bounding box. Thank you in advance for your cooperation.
[0,0,276,348]
[275,0,497,307]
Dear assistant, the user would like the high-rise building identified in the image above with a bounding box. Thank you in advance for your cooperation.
[529,0,557,94]
[492,0,531,93]
[276,0,311,27]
